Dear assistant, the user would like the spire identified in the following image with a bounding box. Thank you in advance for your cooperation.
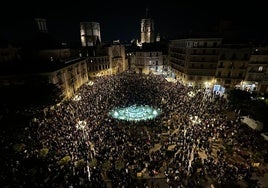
[145,8,149,18]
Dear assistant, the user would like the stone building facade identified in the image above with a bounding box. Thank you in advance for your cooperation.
[245,47,268,93]
[169,38,222,88]
[40,58,88,99]
[86,44,127,77]
[141,18,154,44]
[216,45,251,89]
[132,50,163,74]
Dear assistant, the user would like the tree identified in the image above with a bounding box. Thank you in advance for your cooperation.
[227,89,251,107]
[227,89,268,131]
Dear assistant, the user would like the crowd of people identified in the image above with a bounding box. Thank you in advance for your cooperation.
[1,71,267,188]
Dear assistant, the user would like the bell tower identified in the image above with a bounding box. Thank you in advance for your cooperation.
[141,8,154,44]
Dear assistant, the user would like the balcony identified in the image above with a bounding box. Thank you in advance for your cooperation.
[170,60,184,66]
[187,70,215,76]
[191,45,220,49]
[170,53,185,59]
[170,63,184,72]
[170,49,185,54]
[245,76,263,82]
[190,53,218,56]
[188,67,214,70]
[215,75,244,79]
[248,70,264,73]
[190,57,218,62]
[249,61,268,65]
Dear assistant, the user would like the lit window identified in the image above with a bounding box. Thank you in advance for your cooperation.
[258,66,263,71]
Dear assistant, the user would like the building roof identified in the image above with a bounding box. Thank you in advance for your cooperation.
[32,57,86,73]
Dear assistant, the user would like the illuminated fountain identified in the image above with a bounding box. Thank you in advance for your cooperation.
[109,105,161,121]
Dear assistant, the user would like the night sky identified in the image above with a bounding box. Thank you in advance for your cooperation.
[1,0,267,44]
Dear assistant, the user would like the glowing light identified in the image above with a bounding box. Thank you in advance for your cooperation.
[190,115,201,124]
[76,120,87,130]
[165,77,177,83]
[87,81,94,86]
[188,82,193,87]
[73,95,81,101]
[204,81,211,86]
[187,91,195,98]
[109,105,161,121]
